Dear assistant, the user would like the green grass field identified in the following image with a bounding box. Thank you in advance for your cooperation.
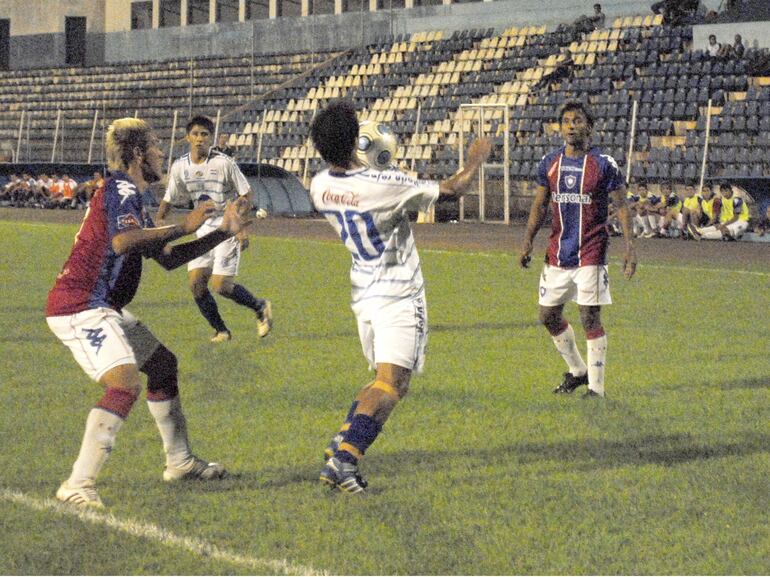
[1,220,768,575]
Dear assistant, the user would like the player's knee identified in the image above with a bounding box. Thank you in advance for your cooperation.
[539,309,563,333]
[142,346,179,400]
[579,306,602,331]
[210,277,233,296]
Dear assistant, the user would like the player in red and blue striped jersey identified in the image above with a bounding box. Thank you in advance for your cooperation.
[46,118,252,508]
[519,102,637,398]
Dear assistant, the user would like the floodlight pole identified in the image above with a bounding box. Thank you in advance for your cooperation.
[15,110,25,164]
[699,99,713,194]
[51,109,62,163]
[213,109,221,143]
[87,109,99,164]
[625,100,638,184]
[167,110,179,175]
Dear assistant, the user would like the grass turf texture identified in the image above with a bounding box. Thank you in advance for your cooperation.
[1,220,768,575]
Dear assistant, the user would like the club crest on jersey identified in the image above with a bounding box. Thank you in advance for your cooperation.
[194,170,204,178]
[117,213,141,230]
[564,175,577,189]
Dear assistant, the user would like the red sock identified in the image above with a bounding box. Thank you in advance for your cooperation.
[96,387,138,419]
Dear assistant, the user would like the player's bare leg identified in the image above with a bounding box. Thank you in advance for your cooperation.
[579,305,607,398]
[541,304,589,394]
[211,274,272,338]
[189,268,230,342]
[321,364,410,493]
[56,365,142,508]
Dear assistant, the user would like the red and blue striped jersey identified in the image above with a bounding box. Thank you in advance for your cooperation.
[46,172,154,316]
[537,146,623,268]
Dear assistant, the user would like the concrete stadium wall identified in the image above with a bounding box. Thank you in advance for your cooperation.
[3,0,725,68]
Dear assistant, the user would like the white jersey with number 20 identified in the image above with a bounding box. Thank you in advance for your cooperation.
[310,167,439,304]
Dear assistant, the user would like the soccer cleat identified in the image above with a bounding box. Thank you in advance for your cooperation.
[319,457,368,494]
[553,372,589,394]
[687,224,701,241]
[582,389,605,399]
[256,300,273,338]
[56,482,105,508]
[163,456,228,482]
[642,231,656,239]
[323,433,344,461]
[210,330,232,343]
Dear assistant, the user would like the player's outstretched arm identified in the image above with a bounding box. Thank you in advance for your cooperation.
[112,200,216,256]
[154,197,253,271]
[611,186,637,280]
[519,184,550,268]
[438,138,492,198]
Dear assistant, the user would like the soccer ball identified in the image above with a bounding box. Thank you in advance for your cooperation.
[356,121,397,171]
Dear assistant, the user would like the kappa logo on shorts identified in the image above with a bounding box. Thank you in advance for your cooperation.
[83,328,107,355]
[603,270,609,288]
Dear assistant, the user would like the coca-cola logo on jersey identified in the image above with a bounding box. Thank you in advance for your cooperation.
[322,190,360,207]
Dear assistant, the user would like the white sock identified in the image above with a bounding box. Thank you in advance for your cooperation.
[699,226,724,240]
[552,323,587,377]
[68,408,124,488]
[587,334,608,396]
[634,215,647,235]
[146,395,192,468]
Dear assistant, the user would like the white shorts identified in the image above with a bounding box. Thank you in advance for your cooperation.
[46,308,161,382]
[187,231,240,276]
[538,264,612,307]
[352,291,428,374]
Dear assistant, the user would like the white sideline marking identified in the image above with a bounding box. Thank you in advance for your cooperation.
[1,488,327,576]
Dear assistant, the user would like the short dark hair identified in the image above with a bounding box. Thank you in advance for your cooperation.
[186,115,215,134]
[594,3,601,9]
[719,182,733,191]
[310,100,359,168]
[559,101,595,128]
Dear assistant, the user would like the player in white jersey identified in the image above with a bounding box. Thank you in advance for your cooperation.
[156,116,272,343]
[310,100,491,493]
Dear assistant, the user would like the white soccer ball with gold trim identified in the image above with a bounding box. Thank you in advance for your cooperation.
[356,121,397,171]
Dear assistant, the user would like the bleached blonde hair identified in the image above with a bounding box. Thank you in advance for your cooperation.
[105,118,154,172]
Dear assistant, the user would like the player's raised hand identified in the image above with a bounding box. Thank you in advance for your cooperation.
[181,200,216,234]
[467,138,493,166]
[220,196,253,236]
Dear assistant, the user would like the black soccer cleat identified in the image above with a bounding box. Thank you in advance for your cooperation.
[553,372,589,394]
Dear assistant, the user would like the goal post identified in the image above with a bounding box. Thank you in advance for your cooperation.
[458,103,510,224]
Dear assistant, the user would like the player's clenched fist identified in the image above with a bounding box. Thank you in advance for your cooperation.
[181,200,216,234]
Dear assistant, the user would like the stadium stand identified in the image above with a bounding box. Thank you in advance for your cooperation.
[1,12,770,199]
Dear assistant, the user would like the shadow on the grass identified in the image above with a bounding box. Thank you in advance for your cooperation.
[373,430,770,473]
[719,377,769,390]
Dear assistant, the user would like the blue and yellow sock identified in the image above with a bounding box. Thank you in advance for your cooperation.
[336,414,382,465]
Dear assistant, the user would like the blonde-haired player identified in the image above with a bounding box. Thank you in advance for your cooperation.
[46,118,252,507]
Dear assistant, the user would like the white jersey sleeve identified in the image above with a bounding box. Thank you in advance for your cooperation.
[163,158,187,205]
[224,157,252,198]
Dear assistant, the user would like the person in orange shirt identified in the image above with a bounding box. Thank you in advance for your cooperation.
[60,174,78,208]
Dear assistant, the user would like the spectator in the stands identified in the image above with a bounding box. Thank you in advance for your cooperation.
[212,133,236,158]
[574,3,606,35]
[707,34,722,58]
[733,34,745,58]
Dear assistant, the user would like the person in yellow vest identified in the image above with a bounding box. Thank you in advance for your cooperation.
[678,182,700,239]
[686,183,720,237]
[695,182,750,240]
[659,182,683,237]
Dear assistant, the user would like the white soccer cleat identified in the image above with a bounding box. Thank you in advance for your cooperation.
[210,330,232,343]
[56,481,105,508]
[163,456,227,482]
[256,300,272,338]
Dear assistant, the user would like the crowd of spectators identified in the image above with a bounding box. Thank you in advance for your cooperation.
[0,172,103,209]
